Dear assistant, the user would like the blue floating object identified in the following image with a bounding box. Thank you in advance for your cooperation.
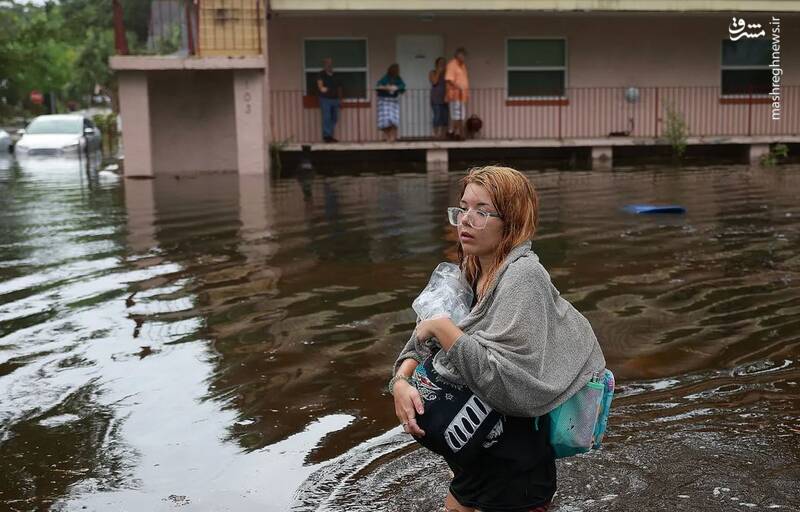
[623,204,687,215]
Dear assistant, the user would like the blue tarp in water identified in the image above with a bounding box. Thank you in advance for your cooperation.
[623,204,687,214]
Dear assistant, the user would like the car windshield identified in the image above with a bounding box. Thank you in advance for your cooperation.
[26,118,82,135]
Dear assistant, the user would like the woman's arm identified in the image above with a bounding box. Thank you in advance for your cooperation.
[395,357,418,379]
[391,331,426,437]
[444,61,454,84]
[376,80,390,91]
[392,328,427,376]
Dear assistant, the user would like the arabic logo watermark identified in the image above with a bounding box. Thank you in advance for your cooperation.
[728,16,782,121]
[727,17,765,40]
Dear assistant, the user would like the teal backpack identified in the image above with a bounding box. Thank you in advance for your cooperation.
[535,368,615,459]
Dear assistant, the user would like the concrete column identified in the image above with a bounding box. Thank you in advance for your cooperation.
[426,148,448,172]
[261,13,272,180]
[749,143,770,166]
[233,69,266,175]
[124,178,157,255]
[118,71,153,177]
[238,175,280,266]
[591,146,613,171]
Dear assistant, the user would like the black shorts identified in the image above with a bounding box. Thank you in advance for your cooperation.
[410,354,557,512]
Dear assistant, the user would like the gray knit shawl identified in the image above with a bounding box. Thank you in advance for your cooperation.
[394,240,607,417]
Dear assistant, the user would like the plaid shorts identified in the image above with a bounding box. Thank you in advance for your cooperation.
[377,96,400,129]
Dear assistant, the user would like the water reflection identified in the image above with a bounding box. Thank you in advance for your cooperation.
[0,162,799,510]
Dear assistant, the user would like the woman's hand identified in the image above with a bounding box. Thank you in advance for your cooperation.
[413,318,437,342]
[393,379,425,437]
[414,316,464,351]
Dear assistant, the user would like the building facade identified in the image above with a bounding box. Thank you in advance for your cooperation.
[110,0,800,176]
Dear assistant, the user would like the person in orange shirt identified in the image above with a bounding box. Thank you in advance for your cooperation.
[445,47,469,140]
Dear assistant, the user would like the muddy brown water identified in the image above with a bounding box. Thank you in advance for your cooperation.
[0,156,798,511]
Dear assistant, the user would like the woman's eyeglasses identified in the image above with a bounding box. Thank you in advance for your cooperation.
[447,207,502,230]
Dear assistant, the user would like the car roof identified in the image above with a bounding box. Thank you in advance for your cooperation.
[32,114,87,120]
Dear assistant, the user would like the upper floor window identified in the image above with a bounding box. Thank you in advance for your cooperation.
[721,39,771,95]
[507,39,566,98]
[304,39,368,99]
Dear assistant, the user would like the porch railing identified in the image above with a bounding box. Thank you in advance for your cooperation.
[271,86,799,144]
[113,0,264,57]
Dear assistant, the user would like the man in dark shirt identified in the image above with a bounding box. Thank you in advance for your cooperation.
[316,57,343,143]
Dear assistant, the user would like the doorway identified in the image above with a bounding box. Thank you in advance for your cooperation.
[395,35,445,139]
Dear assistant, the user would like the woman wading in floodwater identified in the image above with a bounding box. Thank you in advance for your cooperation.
[389,166,607,511]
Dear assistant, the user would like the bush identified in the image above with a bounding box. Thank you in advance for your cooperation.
[760,143,789,167]
[663,100,689,162]
[92,112,119,156]
[269,139,290,177]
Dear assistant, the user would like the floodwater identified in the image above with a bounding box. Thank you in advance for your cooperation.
[1,154,799,511]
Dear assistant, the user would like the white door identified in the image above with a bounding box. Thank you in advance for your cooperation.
[396,35,444,139]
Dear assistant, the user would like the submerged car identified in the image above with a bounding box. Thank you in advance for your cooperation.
[14,115,101,157]
[0,129,11,152]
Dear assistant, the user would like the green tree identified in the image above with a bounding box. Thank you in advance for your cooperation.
[0,2,75,118]
[0,0,164,121]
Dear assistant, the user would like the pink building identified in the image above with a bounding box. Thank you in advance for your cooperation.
[110,0,800,176]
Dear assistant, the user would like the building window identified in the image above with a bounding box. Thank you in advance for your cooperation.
[721,39,771,95]
[507,39,566,98]
[304,39,368,99]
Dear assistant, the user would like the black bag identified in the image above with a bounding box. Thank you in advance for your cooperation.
[410,354,503,466]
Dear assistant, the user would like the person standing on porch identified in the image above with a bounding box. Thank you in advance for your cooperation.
[316,57,343,143]
[376,63,407,142]
[445,48,470,141]
[429,57,449,140]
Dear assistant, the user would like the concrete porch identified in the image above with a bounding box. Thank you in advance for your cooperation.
[281,135,800,171]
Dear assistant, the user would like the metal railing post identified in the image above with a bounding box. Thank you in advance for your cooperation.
[558,96,562,139]
[747,85,753,136]
[356,96,361,142]
[184,0,196,56]
[113,0,129,55]
[256,0,263,54]
[654,87,659,137]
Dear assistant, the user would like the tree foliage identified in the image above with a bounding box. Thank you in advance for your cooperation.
[0,0,137,121]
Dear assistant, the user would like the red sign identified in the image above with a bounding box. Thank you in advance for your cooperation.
[30,90,44,105]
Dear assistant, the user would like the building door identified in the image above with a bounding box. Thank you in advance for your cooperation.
[396,35,444,139]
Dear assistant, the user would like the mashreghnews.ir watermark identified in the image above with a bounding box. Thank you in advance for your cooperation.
[728,15,782,120]
[769,16,782,121]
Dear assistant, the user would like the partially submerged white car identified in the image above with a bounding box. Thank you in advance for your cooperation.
[14,114,102,157]
[0,129,11,152]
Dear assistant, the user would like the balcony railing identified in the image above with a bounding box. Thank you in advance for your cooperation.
[113,0,264,57]
[271,86,799,144]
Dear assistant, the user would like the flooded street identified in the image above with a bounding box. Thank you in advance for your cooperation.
[1,156,799,511]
